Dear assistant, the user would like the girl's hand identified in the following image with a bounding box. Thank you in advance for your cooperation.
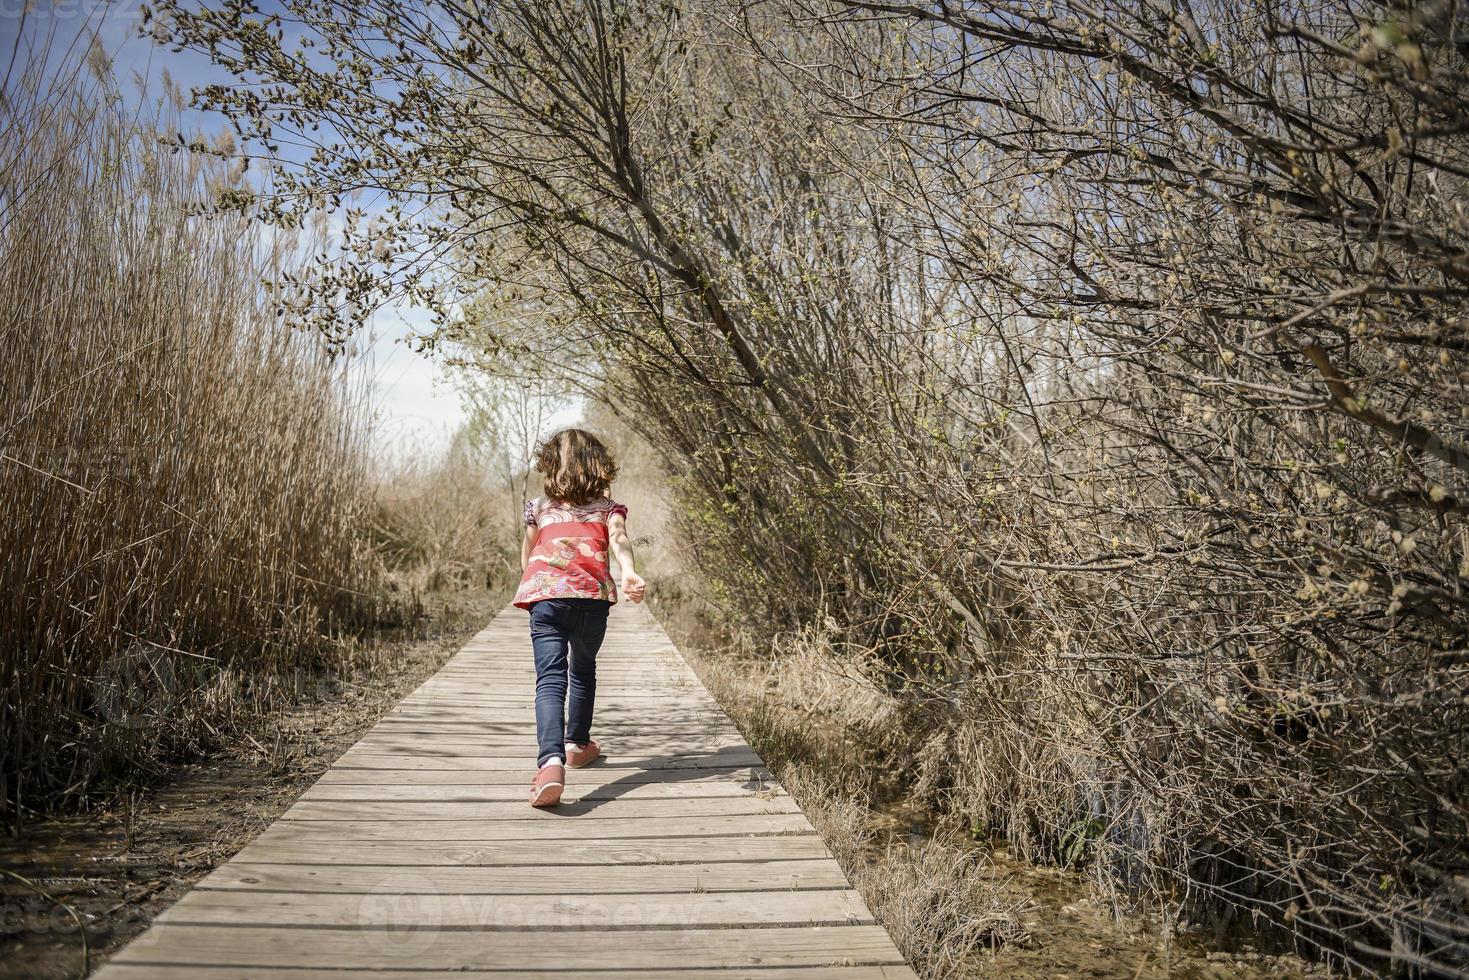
[621,570,647,604]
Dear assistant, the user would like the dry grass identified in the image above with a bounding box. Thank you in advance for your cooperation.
[689,618,910,768]
[781,764,1034,978]
[368,431,522,595]
[0,59,377,818]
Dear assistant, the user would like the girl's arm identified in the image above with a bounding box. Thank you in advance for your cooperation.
[607,514,646,603]
[521,524,537,571]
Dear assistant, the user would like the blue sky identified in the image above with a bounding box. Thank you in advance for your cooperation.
[3,0,477,462]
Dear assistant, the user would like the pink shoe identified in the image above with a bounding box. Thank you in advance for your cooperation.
[566,739,601,768]
[529,764,564,807]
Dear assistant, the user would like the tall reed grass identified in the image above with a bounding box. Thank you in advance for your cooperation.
[368,429,523,594]
[0,58,378,820]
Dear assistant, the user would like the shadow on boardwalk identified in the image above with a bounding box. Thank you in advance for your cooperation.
[551,744,776,814]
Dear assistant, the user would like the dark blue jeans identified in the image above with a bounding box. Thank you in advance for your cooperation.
[528,598,610,767]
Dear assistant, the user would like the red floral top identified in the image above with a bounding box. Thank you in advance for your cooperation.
[513,495,629,609]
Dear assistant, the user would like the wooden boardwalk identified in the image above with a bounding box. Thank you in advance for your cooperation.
[95,602,916,978]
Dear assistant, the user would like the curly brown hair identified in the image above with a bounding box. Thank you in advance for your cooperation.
[534,428,619,505]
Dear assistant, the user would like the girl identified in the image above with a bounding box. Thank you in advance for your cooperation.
[513,428,646,807]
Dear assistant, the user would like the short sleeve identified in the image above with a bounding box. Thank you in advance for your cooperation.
[523,499,537,527]
[608,501,628,521]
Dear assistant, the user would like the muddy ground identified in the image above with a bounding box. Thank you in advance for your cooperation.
[0,590,498,979]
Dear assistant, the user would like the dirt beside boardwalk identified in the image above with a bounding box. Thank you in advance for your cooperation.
[0,590,500,979]
[866,801,1333,980]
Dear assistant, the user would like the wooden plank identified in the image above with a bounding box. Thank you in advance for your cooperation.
[401,694,714,704]
[333,746,756,764]
[232,836,835,867]
[405,676,709,686]
[349,733,751,752]
[386,697,726,709]
[374,716,730,729]
[332,749,765,770]
[412,673,706,681]
[366,724,746,737]
[381,708,727,719]
[343,747,752,762]
[155,888,874,928]
[401,668,691,675]
[416,681,701,689]
[405,680,714,689]
[419,669,705,678]
[103,924,910,971]
[412,666,697,675]
[404,691,713,701]
[426,670,697,679]
[253,815,815,843]
[96,965,919,979]
[300,780,783,800]
[279,796,801,821]
[382,706,728,721]
[370,716,739,727]
[437,667,692,675]
[310,765,775,787]
[198,860,852,894]
[380,717,735,728]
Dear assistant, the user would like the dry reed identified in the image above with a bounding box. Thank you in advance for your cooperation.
[368,429,523,594]
[0,56,377,819]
